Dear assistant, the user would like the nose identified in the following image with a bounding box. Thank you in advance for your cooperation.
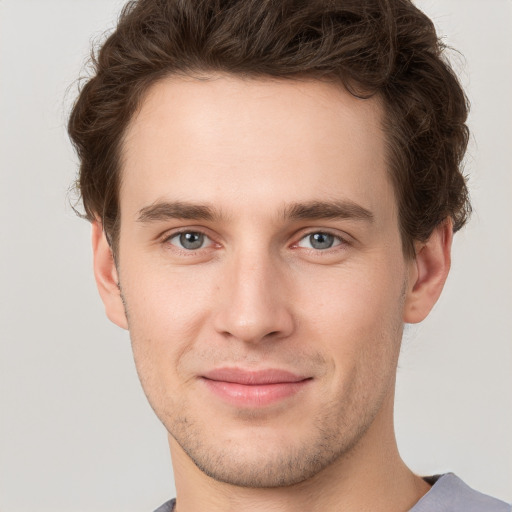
[212,249,295,344]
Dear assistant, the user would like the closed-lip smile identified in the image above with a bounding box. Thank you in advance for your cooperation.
[200,367,312,407]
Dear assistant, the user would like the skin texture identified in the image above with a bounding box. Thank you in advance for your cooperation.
[92,74,452,511]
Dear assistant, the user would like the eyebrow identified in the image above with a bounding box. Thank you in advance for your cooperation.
[282,200,374,223]
[136,199,374,224]
[137,201,220,223]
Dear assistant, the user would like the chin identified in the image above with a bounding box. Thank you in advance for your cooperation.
[166,403,374,489]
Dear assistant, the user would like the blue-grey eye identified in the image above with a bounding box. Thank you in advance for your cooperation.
[171,231,206,250]
[298,232,340,250]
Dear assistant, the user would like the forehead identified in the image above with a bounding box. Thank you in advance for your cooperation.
[120,74,393,222]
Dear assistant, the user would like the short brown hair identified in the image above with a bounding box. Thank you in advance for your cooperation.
[68,0,471,257]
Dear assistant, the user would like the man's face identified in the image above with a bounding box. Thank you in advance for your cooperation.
[112,75,415,487]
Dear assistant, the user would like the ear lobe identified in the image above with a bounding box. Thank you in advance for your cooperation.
[403,219,453,324]
[91,221,128,330]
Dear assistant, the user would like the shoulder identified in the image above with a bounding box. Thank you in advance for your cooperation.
[153,498,176,512]
[411,473,511,512]
[152,478,511,512]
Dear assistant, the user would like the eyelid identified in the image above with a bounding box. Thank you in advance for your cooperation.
[160,227,218,251]
[297,232,341,248]
[289,229,353,256]
[172,231,211,247]
[157,226,351,253]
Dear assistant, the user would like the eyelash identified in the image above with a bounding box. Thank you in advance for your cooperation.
[294,231,345,251]
[162,230,216,254]
[161,229,349,255]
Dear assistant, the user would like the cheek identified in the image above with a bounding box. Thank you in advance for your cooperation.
[297,259,406,372]
[124,258,214,329]
[121,262,217,385]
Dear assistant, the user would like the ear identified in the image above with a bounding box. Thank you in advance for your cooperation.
[91,221,128,330]
[403,219,453,324]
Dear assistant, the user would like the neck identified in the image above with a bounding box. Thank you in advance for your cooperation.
[168,391,430,512]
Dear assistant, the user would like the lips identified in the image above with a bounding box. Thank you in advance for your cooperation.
[200,368,311,407]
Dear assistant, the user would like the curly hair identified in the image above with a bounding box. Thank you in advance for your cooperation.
[68,0,471,257]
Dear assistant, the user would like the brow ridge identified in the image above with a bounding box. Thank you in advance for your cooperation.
[283,200,374,222]
[137,201,218,223]
[136,199,373,224]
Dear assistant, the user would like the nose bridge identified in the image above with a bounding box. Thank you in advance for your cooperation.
[213,243,294,343]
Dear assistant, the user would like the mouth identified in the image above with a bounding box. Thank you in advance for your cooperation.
[200,367,312,407]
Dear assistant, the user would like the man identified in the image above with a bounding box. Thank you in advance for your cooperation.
[68,0,510,511]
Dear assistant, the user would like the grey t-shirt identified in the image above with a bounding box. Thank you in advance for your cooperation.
[411,473,510,512]
[153,473,511,512]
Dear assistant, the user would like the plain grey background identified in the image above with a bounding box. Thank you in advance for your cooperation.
[0,1,511,511]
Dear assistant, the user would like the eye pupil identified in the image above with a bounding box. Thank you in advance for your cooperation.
[310,233,334,249]
[179,232,204,250]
